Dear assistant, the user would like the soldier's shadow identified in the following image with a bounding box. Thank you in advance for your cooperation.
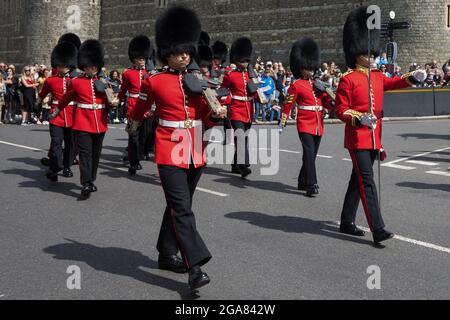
[43,239,199,300]
[225,211,379,247]
[3,157,81,198]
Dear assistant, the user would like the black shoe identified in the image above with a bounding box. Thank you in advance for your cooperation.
[45,171,58,182]
[128,166,137,176]
[137,163,143,171]
[158,254,187,274]
[373,229,394,244]
[306,185,319,197]
[90,184,98,193]
[189,267,210,290]
[340,223,365,237]
[240,167,252,178]
[231,165,242,174]
[41,157,50,166]
[81,184,92,200]
[62,168,73,178]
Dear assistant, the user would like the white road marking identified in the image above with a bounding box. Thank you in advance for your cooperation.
[342,158,352,162]
[426,170,450,178]
[0,140,45,152]
[382,163,416,170]
[0,294,4,298]
[279,149,300,154]
[383,146,450,166]
[405,160,439,166]
[333,222,450,254]
[0,140,229,197]
[317,155,333,159]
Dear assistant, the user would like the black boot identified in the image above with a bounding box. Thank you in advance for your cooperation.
[158,254,187,274]
[340,222,365,237]
[373,229,394,244]
[306,184,319,197]
[41,157,50,166]
[188,265,210,290]
[128,165,137,176]
[231,165,241,174]
[62,167,74,178]
[240,167,252,178]
[45,170,58,182]
[81,184,92,200]
[90,183,98,193]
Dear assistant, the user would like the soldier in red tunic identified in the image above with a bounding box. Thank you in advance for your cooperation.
[119,35,153,175]
[128,6,226,291]
[281,37,334,197]
[51,40,111,200]
[220,37,260,178]
[40,33,81,169]
[39,36,81,182]
[335,6,426,244]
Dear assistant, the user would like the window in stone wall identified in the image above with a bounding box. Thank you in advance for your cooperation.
[447,5,450,28]
[15,17,20,33]
[90,0,100,5]
[156,0,169,8]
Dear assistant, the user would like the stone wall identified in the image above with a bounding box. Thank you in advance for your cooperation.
[1,0,450,71]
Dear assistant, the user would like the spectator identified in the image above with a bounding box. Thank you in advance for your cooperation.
[442,66,450,86]
[109,69,122,123]
[394,66,403,77]
[20,66,38,125]
[0,73,5,124]
[375,51,389,67]
[259,68,276,122]
[4,66,19,123]
[317,62,329,80]
[380,64,392,78]
[0,62,7,79]
[36,68,49,124]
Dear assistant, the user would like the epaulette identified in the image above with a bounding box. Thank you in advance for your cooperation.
[341,70,354,78]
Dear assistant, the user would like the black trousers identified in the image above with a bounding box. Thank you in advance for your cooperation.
[128,117,151,166]
[340,149,385,232]
[49,124,73,173]
[298,133,322,187]
[231,120,251,168]
[157,164,211,269]
[74,131,105,185]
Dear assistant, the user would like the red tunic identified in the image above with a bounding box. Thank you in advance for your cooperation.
[131,69,219,169]
[39,75,74,128]
[335,68,412,150]
[119,67,148,118]
[58,75,109,134]
[281,79,333,136]
[220,70,255,123]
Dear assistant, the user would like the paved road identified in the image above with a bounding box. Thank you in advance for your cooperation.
[0,119,449,300]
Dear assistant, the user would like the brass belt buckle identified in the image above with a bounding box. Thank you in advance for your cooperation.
[184,119,193,129]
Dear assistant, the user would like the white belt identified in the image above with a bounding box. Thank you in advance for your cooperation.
[159,118,202,129]
[52,100,75,106]
[298,105,323,112]
[232,95,253,102]
[77,103,106,110]
[128,93,140,98]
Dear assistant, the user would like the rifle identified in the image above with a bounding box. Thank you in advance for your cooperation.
[247,64,269,104]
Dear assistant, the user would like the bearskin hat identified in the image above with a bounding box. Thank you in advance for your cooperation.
[199,31,210,46]
[77,39,105,71]
[230,37,253,64]
[343,5,381,68]
[155,6,201,64]
[51,42,78,69]
[289,37,321,79]
[58,33,81,50]
[128,35,152,62]
[196,45,213,67]
[212,41,228,63]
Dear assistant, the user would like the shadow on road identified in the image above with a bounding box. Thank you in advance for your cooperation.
[397,181,450,193]
[225,211,377,246]
[43,239,198,300]
[398,133,450,141]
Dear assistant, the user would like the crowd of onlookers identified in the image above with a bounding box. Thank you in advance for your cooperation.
[2,54,450,126]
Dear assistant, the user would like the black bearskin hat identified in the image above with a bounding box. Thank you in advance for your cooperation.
[289,37,321,79]
[58,33,81,50]
[128,35,152,62]
[51,42,78,69]
[197,45,213,67]
[230,37,253,64]
[155,6,201,64]
[212,41,228,63]
[343,5,381,68]
[199,31,210,46]
[78,39,105,71]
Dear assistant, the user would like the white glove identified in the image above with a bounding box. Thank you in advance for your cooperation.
[412,69,427,82]
[360,114,377,129]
